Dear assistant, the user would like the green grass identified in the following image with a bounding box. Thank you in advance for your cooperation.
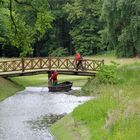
[0,77,23,101]
[73,63,140,140]
[51,63,140,140]
[108,115,140,140]
[72,95,117,140]
[11,74,89,87]
[51,114,91,140]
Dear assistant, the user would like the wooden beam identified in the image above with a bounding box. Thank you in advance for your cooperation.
[0,70,96,77]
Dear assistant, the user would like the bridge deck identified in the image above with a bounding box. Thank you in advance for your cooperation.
[0,70,96,77]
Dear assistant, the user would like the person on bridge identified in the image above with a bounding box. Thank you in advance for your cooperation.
[75,52,83,70]
[49,70,59,86]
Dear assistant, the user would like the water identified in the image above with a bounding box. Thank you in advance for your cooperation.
[0,87,91,140]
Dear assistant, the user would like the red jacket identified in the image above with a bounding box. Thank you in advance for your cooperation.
[51,71,58,82]
[75,53,82,61]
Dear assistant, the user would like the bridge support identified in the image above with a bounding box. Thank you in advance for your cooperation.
[48,71,51,80]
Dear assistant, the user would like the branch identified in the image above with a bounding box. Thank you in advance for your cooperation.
[10,0,17,35]
[47,0,53,10]
[14,0,39,12]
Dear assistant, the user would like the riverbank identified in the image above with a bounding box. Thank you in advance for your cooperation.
[0,75,89,101]
[0,77,23,101]
[50,62,140,140]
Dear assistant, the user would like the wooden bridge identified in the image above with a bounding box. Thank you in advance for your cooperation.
[0,57,104,77]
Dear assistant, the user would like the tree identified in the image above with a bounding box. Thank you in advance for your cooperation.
[64,0,103,55]
[102,0,140,57]
[45,0,72,56]
[0,0,54,57]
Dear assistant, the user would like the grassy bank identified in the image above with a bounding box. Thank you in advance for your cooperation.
[51,114,91,140]
[0,77,23,101]
[51,63,140,140]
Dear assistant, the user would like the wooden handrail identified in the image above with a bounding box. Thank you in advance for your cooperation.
[0,57,104,73]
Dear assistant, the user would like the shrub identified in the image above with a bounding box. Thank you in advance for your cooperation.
[96,61,120,84]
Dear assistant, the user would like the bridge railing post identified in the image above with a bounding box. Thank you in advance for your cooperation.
[48,56,51,70]
[102,59,104,65]
[74,59,77,70]
[40,57,43,69]
[3,62,7,72]
[21,58,25,72]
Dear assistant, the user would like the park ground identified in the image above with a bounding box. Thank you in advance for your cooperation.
[0,55,140,140]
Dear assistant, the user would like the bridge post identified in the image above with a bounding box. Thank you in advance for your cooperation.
[48,56,51,70]
[102,59,104,65]
[48,71,51,81]
[21,58,25,72]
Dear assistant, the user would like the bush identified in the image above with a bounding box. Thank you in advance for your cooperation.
[82,61,120,95]
[96,61,120,84]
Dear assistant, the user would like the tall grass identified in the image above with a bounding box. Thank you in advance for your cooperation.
[72,63,140,140]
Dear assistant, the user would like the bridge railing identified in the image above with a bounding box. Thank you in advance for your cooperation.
[0,57,104,73]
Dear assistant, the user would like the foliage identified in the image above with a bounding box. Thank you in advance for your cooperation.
[0,0,140,58]
[96,61,120,84]
[101,0,140,57]
[64,0,103,55]
[82,61,120,95]
[0,0,53,56]
[45,0,73,56]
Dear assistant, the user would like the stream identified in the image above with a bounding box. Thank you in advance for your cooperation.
[0,87,91,140]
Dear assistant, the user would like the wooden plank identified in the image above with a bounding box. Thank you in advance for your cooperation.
[0,70,96,77]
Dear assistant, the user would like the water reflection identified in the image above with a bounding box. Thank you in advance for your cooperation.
[0,87,91,140]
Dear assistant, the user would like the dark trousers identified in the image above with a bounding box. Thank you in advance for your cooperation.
[76,60,82,70]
